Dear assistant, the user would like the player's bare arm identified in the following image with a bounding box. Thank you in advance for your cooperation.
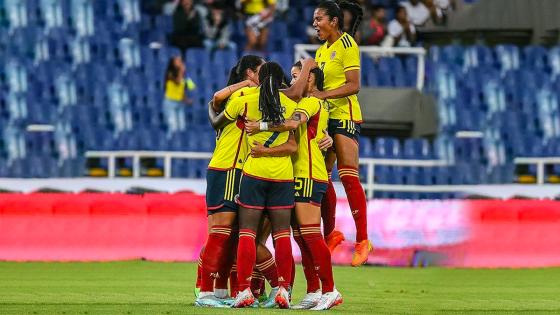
[211,79,255,112]
[250,132,297,158]
[311,69,360,100]
[245,111,306,135]
[207,101,234,130]
[282,58,317,102]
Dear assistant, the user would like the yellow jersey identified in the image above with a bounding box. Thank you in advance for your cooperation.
[225,88,297,181]
[165,78,196,101]
[292,96,330,182]
[208,87,259,170]
[242,0,276,15]
[315,32,362,123]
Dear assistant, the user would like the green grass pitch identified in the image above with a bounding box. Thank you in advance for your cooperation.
[0,261,559,314]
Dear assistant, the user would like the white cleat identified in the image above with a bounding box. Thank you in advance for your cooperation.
[291,290,322,310]
[232,288,255,308]
[274,286,291,309]
[194,294,229,308]
[310,289,343,310]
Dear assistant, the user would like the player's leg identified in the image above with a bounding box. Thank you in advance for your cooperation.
[266,180,295,309]
[195,214,213,298]
[232,175,266,308]
[196,211,236,307]
[291,222,321,310]
[255,216,278,290]
[322,148,345,252]
[334,130,372,267]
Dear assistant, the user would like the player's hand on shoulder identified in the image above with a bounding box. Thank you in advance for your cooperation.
[310,90,328,100]
[245,120,260,135]
[245,79,258,87]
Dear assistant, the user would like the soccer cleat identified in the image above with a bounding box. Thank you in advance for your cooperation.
[193,286,200,299]
[310,289,343,310]
[232,288,255,308]
[291,290,322,310]
[194,294,229,308]
[274,286,291,309]
[326,230,345,253]
[351,240,373,267]
[261,287,279,308]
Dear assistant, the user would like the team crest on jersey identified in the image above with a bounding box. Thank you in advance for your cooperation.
[330,51,336,60]
[281,106,286,113]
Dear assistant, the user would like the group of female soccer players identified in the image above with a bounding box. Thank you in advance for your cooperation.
[194,0,371,310]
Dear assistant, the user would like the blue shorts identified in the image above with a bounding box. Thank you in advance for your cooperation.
[237,174,294,210]
[206,168,242,215]
[328,119,361,142]
[294,177,328,206]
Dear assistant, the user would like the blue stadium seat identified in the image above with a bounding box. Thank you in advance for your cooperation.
[374,137,401,158]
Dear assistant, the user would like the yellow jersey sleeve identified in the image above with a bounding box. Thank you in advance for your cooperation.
[343,37,360,72]
[296,97,320,121]
[224,97,244,121]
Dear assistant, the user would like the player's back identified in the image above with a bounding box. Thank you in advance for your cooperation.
[241,90,297,181]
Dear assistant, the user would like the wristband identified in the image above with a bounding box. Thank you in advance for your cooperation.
[260,122,268,131]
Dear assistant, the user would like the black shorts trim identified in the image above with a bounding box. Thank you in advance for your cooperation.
[328,119,361,142]
[294,177,328,205]
[206,168,242,214]
[237,174,294,210]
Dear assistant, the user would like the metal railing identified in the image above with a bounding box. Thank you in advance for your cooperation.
[294,44,427,91]
[514,157,560,185]
[86,150,450,198]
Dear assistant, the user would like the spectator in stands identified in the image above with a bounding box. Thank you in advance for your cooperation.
[169,0,204,54]
[384,6,416,47]
[202,3,236,50]
[163,56,196,135]
[362,5,386,45]
[240,0,276,51]
[399,0,442,27]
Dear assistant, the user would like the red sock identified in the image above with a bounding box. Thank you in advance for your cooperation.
[339,166,368,242]
[321,175,337,237]
[196,246,204,288]
[300,224,335,293]
[250,269,265,298]
[256,251,279,288]
[236,229,257,291]
[293,229,320,293]
[215,229,238,290]
[200,225,232,292]
[290,255,296,289]
[229,263,238,297]
[272,229,292,289]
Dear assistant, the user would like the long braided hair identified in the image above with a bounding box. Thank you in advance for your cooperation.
[258,62,286,125]
[316,0,363,38]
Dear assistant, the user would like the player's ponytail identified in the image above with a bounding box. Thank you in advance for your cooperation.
[339,0,363,37]
[226,55,265,85]
[310,67,325,91]
[316,0,363,38]
[258,62,285,125]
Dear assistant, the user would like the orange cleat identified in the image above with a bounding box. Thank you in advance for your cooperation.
[351,240,373,267]
[325,230,345,253]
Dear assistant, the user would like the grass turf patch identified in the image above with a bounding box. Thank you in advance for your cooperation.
[0,261,559,314]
